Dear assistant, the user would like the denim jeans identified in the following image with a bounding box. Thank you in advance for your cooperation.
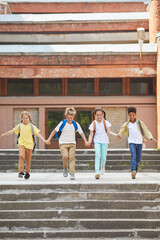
[129,143,142,172]
[94,142,108,174]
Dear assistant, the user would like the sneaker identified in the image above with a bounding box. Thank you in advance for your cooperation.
[131,171,136,179]
[63,168,68,177]
[18,172,25,178]
[100,167,105,175]
[70,173,75,180]
[24,173,30,180]
[95,173,100,179]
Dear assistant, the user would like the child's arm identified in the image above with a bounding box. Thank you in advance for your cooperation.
[37,133,47,144]
[46,129,56,144]
[88,130,93,145]
[107,127,117,137]
[80,133,90,147]
[141,121,153,140]
[117,122,128,139]
[0,130,14,137]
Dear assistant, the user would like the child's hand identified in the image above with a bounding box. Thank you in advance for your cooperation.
[117,133,122,139]
[45,140,50,145]
[85,141,90,147]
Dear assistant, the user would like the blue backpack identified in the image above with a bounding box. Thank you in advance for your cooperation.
[56,119,78,139]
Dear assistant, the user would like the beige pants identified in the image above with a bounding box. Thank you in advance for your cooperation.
[60,144,76,174]
[19,145,32,174]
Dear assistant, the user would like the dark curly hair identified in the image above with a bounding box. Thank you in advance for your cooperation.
[127,107,136,114]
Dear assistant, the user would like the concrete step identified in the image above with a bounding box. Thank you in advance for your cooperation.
[1,191,160,201]
[0,218,160,230]
[1,200,160,211]
[1,209,160,219]
[0,183,158,192]
[0,173,160,239]
[0,229,159,239]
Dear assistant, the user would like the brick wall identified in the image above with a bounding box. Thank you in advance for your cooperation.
[149,0,160,43]
[9,2,147,14]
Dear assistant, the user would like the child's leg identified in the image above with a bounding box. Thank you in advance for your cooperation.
[60,144,69,170]
[18,145,25,173]
[25,148,32,174]
[101,143,108,168]
[94,142,101,174]
[136,144,143,171]
[129,143,137,172]
[68,144,76,174]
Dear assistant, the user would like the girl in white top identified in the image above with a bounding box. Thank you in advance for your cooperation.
[88,109,117,179]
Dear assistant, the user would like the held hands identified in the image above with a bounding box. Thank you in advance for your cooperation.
[117,133,122,139]
[45,139,51,145]
[85,141,91,147]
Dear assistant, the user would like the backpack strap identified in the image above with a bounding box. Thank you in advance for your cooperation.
[93,121,96,132]
[138,120,145,137]
[17,123,22,144]
[72,120,78,132]
[30,123,36,151]
[56,119,67,139]
[103,119,107,132]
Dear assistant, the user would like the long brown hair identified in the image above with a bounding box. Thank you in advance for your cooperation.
[92,108,106,121]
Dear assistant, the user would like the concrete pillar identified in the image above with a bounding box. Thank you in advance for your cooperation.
[149,0,160,43]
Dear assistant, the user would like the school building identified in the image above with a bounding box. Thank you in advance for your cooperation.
[0,0,159,149]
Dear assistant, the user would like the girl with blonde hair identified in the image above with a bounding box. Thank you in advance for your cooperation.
[1,111,47,179]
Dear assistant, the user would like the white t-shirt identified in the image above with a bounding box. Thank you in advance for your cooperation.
[55,121,83,145]
[128,122,142,144]
[89,120,111,144]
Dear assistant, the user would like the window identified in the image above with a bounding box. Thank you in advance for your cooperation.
[130,78,153,95]
[39,79,62,95]
[7,79,33,96]
[68,78,94,95]
[99,78,122,95]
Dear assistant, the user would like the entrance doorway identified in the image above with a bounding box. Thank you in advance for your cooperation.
[45,108,93,149]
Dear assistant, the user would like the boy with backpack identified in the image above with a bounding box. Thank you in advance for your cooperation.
[46,107,89,180]
[117,107,154,179]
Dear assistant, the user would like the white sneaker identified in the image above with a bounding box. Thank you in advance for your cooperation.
[100,167,105,175]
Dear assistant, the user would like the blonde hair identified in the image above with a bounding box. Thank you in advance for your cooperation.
[20,111,34,124]
[65,107,76,116]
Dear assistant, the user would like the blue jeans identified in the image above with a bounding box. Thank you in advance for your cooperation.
[94,142,108,174]
[129,143,142,172]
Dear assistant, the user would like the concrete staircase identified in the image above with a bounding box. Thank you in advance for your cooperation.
[0,149,160,172]
[0,180,160,239]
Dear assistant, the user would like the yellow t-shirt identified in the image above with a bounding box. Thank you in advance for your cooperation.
[13,123,40,149]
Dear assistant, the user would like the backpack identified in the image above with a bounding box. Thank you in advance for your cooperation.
[17,123,36,151]
[56,119,78,139]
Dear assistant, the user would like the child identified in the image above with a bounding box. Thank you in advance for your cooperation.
[0,111,47,179]
[117,107,153,179]
[88,108,117,179]
[46,107,89,180]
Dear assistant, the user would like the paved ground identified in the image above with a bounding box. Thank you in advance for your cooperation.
[0,172,160,185]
